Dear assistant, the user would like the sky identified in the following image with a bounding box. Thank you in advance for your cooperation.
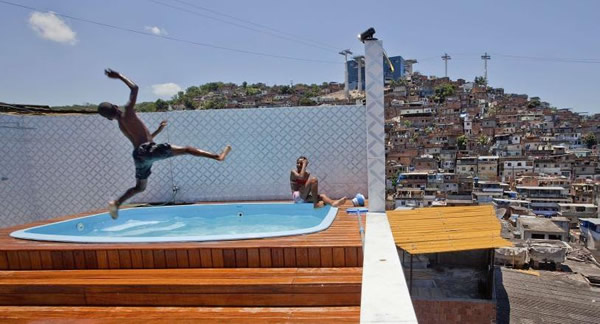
[1,0,599,113]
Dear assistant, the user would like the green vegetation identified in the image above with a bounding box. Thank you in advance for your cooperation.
[279,85,293,94]
[474,76,487,86]
[135,102,157,112]
[298,97,316,106]
[49,81,342,112]
[51,103,96,111]
[457,135,467,150]
[433,83,456,103]
[527,97,541,108]
[584,133,597,149]
[477,135,489,146]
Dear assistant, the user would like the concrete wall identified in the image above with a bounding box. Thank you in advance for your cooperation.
[0,105,367,227]
[432,250,491,269]
[412,298,496,324]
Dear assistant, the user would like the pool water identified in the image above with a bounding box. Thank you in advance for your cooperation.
[10,203,338,243]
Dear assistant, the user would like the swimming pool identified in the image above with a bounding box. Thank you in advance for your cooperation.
[10,203,338,243]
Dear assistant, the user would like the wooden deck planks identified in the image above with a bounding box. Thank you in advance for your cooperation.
[0,306,361,323]
[0,268,362,307]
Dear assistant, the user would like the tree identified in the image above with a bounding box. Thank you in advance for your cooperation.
[200,82,223,92]
[279,85,292,94]
[403,120,412,128]
[433,83,456,103]
[477,135,489,146]
[155,99,169,111]
[202,99,225,109]
[241,81,247,89]
[527,97,541,108]
[245,87,261,96]
[457,135,467,150]
[183,97,196,110]
[298,97,316,106]
[135,102,157,112]
[584,133,597,149]
[474,76,487,86]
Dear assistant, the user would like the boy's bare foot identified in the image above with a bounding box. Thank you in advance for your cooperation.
[217,145,232,161]
[332,197,347,207]
[314,201,325,208]
[108,200,119,220]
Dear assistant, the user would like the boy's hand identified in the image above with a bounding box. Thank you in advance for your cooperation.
[160,120,168,127]
[104,68,120,79]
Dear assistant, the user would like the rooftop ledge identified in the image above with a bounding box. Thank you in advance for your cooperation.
[360,212,418,323]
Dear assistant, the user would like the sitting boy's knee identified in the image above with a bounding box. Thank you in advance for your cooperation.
[311,177,319,184]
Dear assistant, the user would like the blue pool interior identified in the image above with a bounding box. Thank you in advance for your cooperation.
[10,203,338,243]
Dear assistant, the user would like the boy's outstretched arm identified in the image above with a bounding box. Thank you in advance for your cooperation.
[105,68,138,114]
[152,120,168,139]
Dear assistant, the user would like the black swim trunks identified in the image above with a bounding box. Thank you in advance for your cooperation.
[132,142,173,179]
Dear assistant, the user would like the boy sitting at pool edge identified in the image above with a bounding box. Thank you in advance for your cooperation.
[289,156,346,208]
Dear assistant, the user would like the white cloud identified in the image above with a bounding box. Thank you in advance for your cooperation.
[28,11,77,45]
[152,83,182,97]
[145,26,168,36]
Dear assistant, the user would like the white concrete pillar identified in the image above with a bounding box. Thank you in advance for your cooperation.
[364,40,386,213]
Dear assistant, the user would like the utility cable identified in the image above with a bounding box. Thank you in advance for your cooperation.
[491,53,600,64]
[149,0,339,53]
[169,0,341,51]
[0,0,340,64]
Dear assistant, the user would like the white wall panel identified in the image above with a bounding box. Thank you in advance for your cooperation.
[0,105,366,227]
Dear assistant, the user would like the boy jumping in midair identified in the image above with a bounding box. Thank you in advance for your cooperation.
[98,69,231,219]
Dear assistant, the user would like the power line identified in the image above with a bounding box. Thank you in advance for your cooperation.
[417,53,600,65]
[0,0,340,64]
[491,53,600,64]
[148,0,337,53]
[165,0,341,52]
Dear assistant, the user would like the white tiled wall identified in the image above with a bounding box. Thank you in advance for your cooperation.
[0,106,367,227]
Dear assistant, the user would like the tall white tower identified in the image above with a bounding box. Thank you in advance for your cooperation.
[354,55,365,92]
[481,52,491,84]
[441,53,451,78]
[339,49,352,99]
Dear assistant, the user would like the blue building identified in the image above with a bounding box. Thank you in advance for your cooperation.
[347,55,405,90]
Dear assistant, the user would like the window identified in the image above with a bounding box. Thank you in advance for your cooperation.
[576,207,585,212]
[517,162,522,167]
[531,233,545,239]
[548,234,562,240]
[507,163,512,167]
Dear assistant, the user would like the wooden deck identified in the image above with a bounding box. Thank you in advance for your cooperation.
[0,306,361,323]
[0,267,362,307]
[0,202,364,270]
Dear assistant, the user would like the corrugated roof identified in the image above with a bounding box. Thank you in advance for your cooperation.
[387,205,512,254]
